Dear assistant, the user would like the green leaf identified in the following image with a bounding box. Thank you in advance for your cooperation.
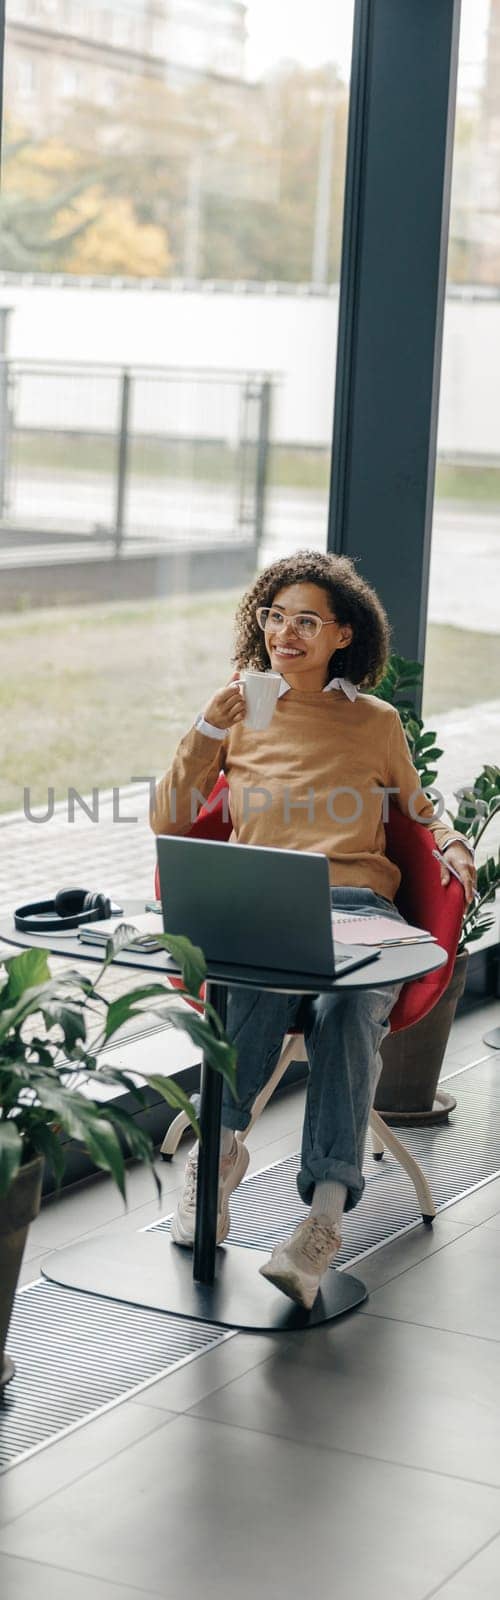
[460,916,495,950]
[156,1007,238,1099]
[26,1078,148,1199]
[0,1058,36,1084]
[414,746,443,764]
[103,1107,160,1198]
[142,1073,201,1135]
[414,731,439,751]
[201,999,227,1038]
[29,1037,56,1068]
[29,1120,65,1187]
[29,1078,97,1136]
[69,1044,98,1071]
[150,932,206,995]
[1,948,51,1008]
[40,1002,86,1055]
[372,654,423,703]
[92,1064,150,1105]
[397,698,419,715]
[0,1119,23,1196]
[94,925,206,998]
[103,983,182,1041]
[78,1116,127,1199]
[458,847,500,949]
[397,657,423,677]
[0,975,76,1046]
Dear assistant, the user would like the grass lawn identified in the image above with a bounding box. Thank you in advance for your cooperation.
[423,624,500,715]
[1,596,498,815]
[0,591,240,814]
[12,432,500,503]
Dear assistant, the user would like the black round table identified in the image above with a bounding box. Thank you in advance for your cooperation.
[0,906,448,1332]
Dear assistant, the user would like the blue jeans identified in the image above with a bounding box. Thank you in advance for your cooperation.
[221,888,408,1213]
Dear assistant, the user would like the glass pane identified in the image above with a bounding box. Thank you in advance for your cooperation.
[0,1,354,907]
[424,0,500,878]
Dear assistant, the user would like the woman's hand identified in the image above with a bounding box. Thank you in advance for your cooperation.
[438,843,478,908]
[202,674,245,730]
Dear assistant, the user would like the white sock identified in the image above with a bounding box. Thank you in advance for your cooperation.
[191,1127,235,1161]
[220,1125,236,1157]
[311,1180,347,1233]
[190,1093,235,1162]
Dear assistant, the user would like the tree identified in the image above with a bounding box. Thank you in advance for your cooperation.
[0,133,105,270]
[62,191,171,276]
[0,67,349,284]
[0,120,172,275]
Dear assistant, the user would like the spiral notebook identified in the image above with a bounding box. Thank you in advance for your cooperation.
[331,913,435,947]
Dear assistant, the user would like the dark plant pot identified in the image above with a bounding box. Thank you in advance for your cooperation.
[374,951,470,1127]
[0,1156,44,1391]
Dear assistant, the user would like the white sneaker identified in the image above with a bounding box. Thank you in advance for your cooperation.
[259,1214,342,1309]
[170,1135,250,1248]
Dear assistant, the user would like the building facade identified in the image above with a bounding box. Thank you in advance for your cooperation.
[6,0,247,131]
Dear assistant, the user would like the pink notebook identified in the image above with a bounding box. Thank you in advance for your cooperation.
[332,913,434,947]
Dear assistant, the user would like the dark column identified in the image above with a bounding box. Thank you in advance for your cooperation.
[329,0,461,712]
[193,981,226,1284]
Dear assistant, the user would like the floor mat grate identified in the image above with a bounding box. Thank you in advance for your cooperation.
[0,1282,226,1472]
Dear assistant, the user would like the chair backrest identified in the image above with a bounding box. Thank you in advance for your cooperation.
[154,774,464,1032]
[384,802,463,1029]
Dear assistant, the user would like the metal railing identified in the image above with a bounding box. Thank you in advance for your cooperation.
[0,360,274,563]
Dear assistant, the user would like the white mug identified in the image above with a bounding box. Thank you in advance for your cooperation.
[240,670,282,730]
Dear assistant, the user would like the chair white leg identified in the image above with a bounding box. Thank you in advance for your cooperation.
[369,1108,436,1222]
[160,1110,191,1159]
[237,1034,308,1144]
[162,1033,307,1160]
[370,1119,386,1161]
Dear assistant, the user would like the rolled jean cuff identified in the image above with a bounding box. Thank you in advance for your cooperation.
[297,1158,365,1213]
[221,1102,252,1134]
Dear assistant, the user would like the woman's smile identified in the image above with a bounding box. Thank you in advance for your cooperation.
[272,644,306,658]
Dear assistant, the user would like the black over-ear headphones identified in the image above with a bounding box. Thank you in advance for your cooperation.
[14,887,121,934]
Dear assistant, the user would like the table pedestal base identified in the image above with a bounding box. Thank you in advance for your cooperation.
[0,1354,16,1390]
[484,1027,500,1050]
[41,1232,367,1332]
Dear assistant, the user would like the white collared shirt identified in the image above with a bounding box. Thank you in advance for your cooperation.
[194,674,358,740]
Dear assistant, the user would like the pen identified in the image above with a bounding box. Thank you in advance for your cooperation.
[432,849,480,905]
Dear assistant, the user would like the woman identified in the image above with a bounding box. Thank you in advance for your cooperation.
[151,551,476,1308]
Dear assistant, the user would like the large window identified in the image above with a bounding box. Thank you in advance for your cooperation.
[0,1,354,901]
[423,0,500,867]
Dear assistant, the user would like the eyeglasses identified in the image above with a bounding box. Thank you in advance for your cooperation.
[256,606,339,643]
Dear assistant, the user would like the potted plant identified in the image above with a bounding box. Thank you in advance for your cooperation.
[0,926,236,1390]
[370,656,500,1124]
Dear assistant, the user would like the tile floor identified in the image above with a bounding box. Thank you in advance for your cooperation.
[1,997,500,1600]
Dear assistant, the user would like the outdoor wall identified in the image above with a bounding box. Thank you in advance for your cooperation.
[0,280,498,456]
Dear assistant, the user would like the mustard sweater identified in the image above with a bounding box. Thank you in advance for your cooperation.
[151,689,465,903]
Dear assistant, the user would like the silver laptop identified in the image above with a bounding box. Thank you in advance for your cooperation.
[156,836,381,981]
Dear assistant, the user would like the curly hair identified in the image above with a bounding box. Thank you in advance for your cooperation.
[233,550,391,690]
